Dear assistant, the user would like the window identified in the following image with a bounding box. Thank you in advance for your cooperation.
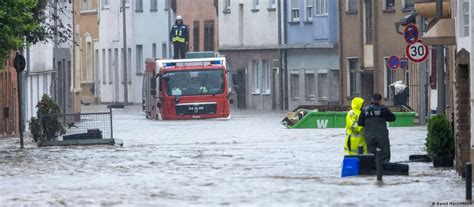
[463,0,470,37]
[348,58,358,96]
[268,0,276,9]
[252,0,260,11]
[252,60,261,93]
[150,0,158,11]
[290,71,300,99]
[193,21,200,51]
[152,43,157,57]
[290,0,300,22]
[108,49,112,84]
[315,0,327,16]
[94,49,99,82]
[384,0,395,10]
[305,71,315,101]
[136,0,143,12]
[86,42,92,81]
[81,0,93,10]
[102,49,106,83]
[204,21,215,51]
[318,72,329,100]
[136,45,143,75]
[102,0,109,9]
[384,58,397,99]
[365,0,373,44]
[404,0,414,10]
[165,0,170,10]
[346,0,357,12]
[127,48,132,83]
[224,0,231,13]
[162,43,167,59]
[114,48,118,83]
[262,60,271,94]
[306,0,313,21]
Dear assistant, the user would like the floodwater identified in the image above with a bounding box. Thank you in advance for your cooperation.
[0,105,468,206]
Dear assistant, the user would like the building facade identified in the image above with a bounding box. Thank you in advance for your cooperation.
[338,0,423,113]
[284,0,340,110]
[219,0,281,110]
[175,0,219,52]
[453,0,472,177]
[26,0,74,119]
[97,0,170,104]
[77,0,100,104]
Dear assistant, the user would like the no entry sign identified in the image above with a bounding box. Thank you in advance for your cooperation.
[404,24,419,45]
[400,57,409,70]
[406,41,429,63]
[387,56,400,70]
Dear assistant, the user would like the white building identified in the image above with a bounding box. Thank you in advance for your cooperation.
[25,0,74,119]
[218,0,281,110]
[97,0,170,104]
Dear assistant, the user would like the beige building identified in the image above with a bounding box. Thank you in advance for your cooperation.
[76,0,100,104]
[338,0,434,121]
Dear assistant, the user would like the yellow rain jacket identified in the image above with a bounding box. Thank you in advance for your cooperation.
[344,97,367,155]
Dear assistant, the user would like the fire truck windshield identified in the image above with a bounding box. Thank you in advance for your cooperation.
[164,69,225,96]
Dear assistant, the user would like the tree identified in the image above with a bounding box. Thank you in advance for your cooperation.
[0,0,71,69]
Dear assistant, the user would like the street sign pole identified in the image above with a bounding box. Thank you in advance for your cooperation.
[14,52,26,149]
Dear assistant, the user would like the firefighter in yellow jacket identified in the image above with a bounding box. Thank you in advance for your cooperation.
[344,97,367,155]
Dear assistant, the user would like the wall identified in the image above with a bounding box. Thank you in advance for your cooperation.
[97,0,134,103]
[132,0,169,103]
[219,0,279,48]
[287,0,338,44]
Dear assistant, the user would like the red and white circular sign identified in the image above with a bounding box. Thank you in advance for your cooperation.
[405,41,429,63]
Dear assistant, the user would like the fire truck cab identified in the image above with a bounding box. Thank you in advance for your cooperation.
[142,56,231,120]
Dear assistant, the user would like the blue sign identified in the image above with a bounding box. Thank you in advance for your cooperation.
[387,56,400,70]
[400,57,409,70]
[404,24,419,45]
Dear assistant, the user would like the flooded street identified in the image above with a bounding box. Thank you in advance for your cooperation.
[0,105,467,206]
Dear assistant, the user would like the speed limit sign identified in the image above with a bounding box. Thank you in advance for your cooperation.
[405,41,429,63]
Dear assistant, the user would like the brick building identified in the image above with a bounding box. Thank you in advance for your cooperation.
[0,52,19,136]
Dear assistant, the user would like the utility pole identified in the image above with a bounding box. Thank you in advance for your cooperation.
[436,0,445,116]
[122,0,128,105]
[418,16,427,125]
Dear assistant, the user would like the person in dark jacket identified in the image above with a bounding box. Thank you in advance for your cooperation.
[358,93,396,162]
[170,15,189,59]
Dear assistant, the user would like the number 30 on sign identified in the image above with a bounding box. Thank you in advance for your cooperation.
[405,41,429,63]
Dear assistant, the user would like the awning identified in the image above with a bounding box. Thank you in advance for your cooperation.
[422,19,456,46]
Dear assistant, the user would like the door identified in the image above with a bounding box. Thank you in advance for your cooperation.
[361,71,374,103]
[232,69,246,109]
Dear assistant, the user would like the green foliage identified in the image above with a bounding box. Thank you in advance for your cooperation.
[29,117,41,142]
[28,94,64,141]
[0,0,71,69]
[426,115,454,156]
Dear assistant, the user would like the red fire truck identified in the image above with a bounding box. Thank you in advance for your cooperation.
[142,57,231,120]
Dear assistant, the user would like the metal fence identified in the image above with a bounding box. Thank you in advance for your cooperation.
[37,109,113,141]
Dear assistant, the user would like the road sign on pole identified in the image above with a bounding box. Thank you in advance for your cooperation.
[387,55,400,70]
[400,57,409,70]
[404,24,419,45]
[406,41,429,63]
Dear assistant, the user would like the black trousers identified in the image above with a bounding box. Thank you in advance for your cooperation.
[173,42,187,59]
[366,134,391,163]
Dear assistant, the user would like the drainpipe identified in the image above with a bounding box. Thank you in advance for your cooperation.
[283,0,288,110]
[278,0,283,110]
[338,0,344,105]
[435,0,446,116]
[418,16,427,125]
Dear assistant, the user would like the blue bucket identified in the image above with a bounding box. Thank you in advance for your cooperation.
[341,157,359,177]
